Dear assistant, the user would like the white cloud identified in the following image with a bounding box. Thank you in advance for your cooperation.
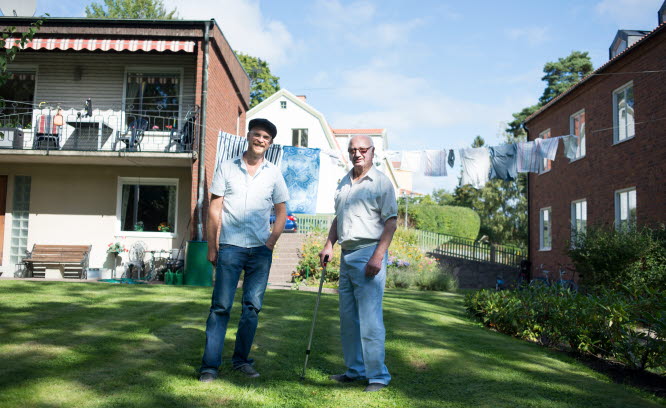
[164,0,296,67]
[506,26,550,46]
[595,0,663,27]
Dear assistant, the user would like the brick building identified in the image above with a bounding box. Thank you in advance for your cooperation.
[0,17,248,275]
[523,17,666,278]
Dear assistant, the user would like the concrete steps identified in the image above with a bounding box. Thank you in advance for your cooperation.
[269,233,305,285]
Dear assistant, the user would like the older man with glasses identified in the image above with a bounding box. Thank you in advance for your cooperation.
[319,135,398,392]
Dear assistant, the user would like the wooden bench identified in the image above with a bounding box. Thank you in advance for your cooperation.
[23,245,92,279]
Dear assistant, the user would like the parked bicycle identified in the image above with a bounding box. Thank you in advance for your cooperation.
[528,263,578,293]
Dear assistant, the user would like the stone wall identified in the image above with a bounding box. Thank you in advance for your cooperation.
[429,252,520,290]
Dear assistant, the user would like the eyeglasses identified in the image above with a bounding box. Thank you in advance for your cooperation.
[348,146,373,155]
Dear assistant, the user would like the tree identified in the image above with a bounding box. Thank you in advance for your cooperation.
[539,51,594,105]
[0,19,45,86]
[85,0,177,19]
[236,52,280,108]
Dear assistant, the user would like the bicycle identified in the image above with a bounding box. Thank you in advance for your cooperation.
[495,265,529,291]
[529,264,551,288]
[554,264,578,293]
[144,249,171,282]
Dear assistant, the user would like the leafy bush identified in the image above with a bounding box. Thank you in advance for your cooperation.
[568,225,666,293]
[295,228,458,292]
[465,286,666,371]
[410,204,480,239]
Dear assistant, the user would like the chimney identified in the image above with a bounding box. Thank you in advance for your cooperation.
[296,95,307,102]
[659,0,666,25]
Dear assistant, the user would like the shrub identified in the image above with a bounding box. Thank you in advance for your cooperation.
[568,224,666,294]
[410,204,480,239]
[464,286,666,371]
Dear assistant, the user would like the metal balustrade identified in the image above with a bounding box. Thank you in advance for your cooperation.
[0,101,199,153]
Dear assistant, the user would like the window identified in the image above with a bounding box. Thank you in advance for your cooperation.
[570,110,586,160]
[292,128,308,147]
[0,70,36,129]
[571,199,587,243]
[280,101,287,109]
[117,178,178,235]
[539,129,551,172]
[613,82,635,143]
[615,188,636,230]
[539,207,552,250]
[125,71,182,129]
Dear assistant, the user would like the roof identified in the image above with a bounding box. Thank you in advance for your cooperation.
[524,21,666,124]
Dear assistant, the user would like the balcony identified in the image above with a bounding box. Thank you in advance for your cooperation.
[0,102,199,164]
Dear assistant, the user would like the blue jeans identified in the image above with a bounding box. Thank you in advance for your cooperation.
[200,244,273,374]
[338,244,391,385]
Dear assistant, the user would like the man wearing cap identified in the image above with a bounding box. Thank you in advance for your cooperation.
[199,118,289,382]
[319,135,398,392]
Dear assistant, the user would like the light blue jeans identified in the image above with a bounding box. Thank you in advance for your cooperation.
[338,244,391,385]
[200,244,272,374]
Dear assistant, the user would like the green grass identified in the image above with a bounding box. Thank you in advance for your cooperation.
[0,281,663,408]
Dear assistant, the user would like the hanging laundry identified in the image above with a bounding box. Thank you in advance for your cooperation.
[489,144,518,181]
[516,141,541,173]
[459,147,491,189]
[281,146,320,214]
[535,137,559,161]
[423,150,448,177]
[448,149,455,168]
[399,151,423,172]
[560,135,579,160]
[321,147,345,166]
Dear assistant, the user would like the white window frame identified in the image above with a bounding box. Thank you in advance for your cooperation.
[570,199,587,246]
[614,187,637,230]
[292,128,308,147]
[612,81,635,144]
[539,207,552,251]
[569,109,586,161]
[122,67,185,132]
[539,128,551,174]
[116,177,179,238]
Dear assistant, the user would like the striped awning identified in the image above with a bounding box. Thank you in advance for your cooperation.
[3,37,196,52]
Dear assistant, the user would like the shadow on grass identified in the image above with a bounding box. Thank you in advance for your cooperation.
[0,281,662,408]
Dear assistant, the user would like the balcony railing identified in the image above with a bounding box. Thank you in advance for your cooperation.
[0,101,199,153]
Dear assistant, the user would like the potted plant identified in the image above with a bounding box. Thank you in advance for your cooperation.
[158,222,171,233]
[134,221,144,232]
[107,242,126,254]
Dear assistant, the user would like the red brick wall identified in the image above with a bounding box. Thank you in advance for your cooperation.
[189,28,250,240]
[526,27,666,277]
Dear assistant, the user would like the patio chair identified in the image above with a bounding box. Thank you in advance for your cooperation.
[114,118,148,151]
[165,111,195,152]
[33,114,61,149]
[124,241,146,280]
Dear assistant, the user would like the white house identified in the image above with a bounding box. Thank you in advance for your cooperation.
[247,89,401,214]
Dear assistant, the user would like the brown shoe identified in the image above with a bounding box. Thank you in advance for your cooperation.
[329,374,357,383]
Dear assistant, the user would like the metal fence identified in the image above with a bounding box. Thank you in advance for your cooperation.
[417,230,526,267]
[296,214,335,233]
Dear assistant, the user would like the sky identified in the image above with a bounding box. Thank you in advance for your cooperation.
[17,0,666,193]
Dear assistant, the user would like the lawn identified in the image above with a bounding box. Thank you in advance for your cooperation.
[0,281,663,408]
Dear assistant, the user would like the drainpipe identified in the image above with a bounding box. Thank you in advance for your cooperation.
[522,122,531,280]
[195,20,212,241]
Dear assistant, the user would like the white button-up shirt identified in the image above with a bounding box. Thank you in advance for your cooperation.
[334,166,398,250]
[210,154,289,248]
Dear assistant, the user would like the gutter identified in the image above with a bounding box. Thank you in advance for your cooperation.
[523,122,532,280]
[195,19,212,241]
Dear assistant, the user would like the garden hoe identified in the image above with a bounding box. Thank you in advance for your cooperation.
[301,255,329,380]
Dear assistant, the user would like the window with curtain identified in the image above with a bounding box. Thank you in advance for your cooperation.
[539,129,551,172]
[571,199,587,244]
[0,70,36,129]
[540,208,552,250]
[119,178,177,233]
[125,72,180,130]
[570,110,586,160]
[613,82,635,143]
[615,188,636,231]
